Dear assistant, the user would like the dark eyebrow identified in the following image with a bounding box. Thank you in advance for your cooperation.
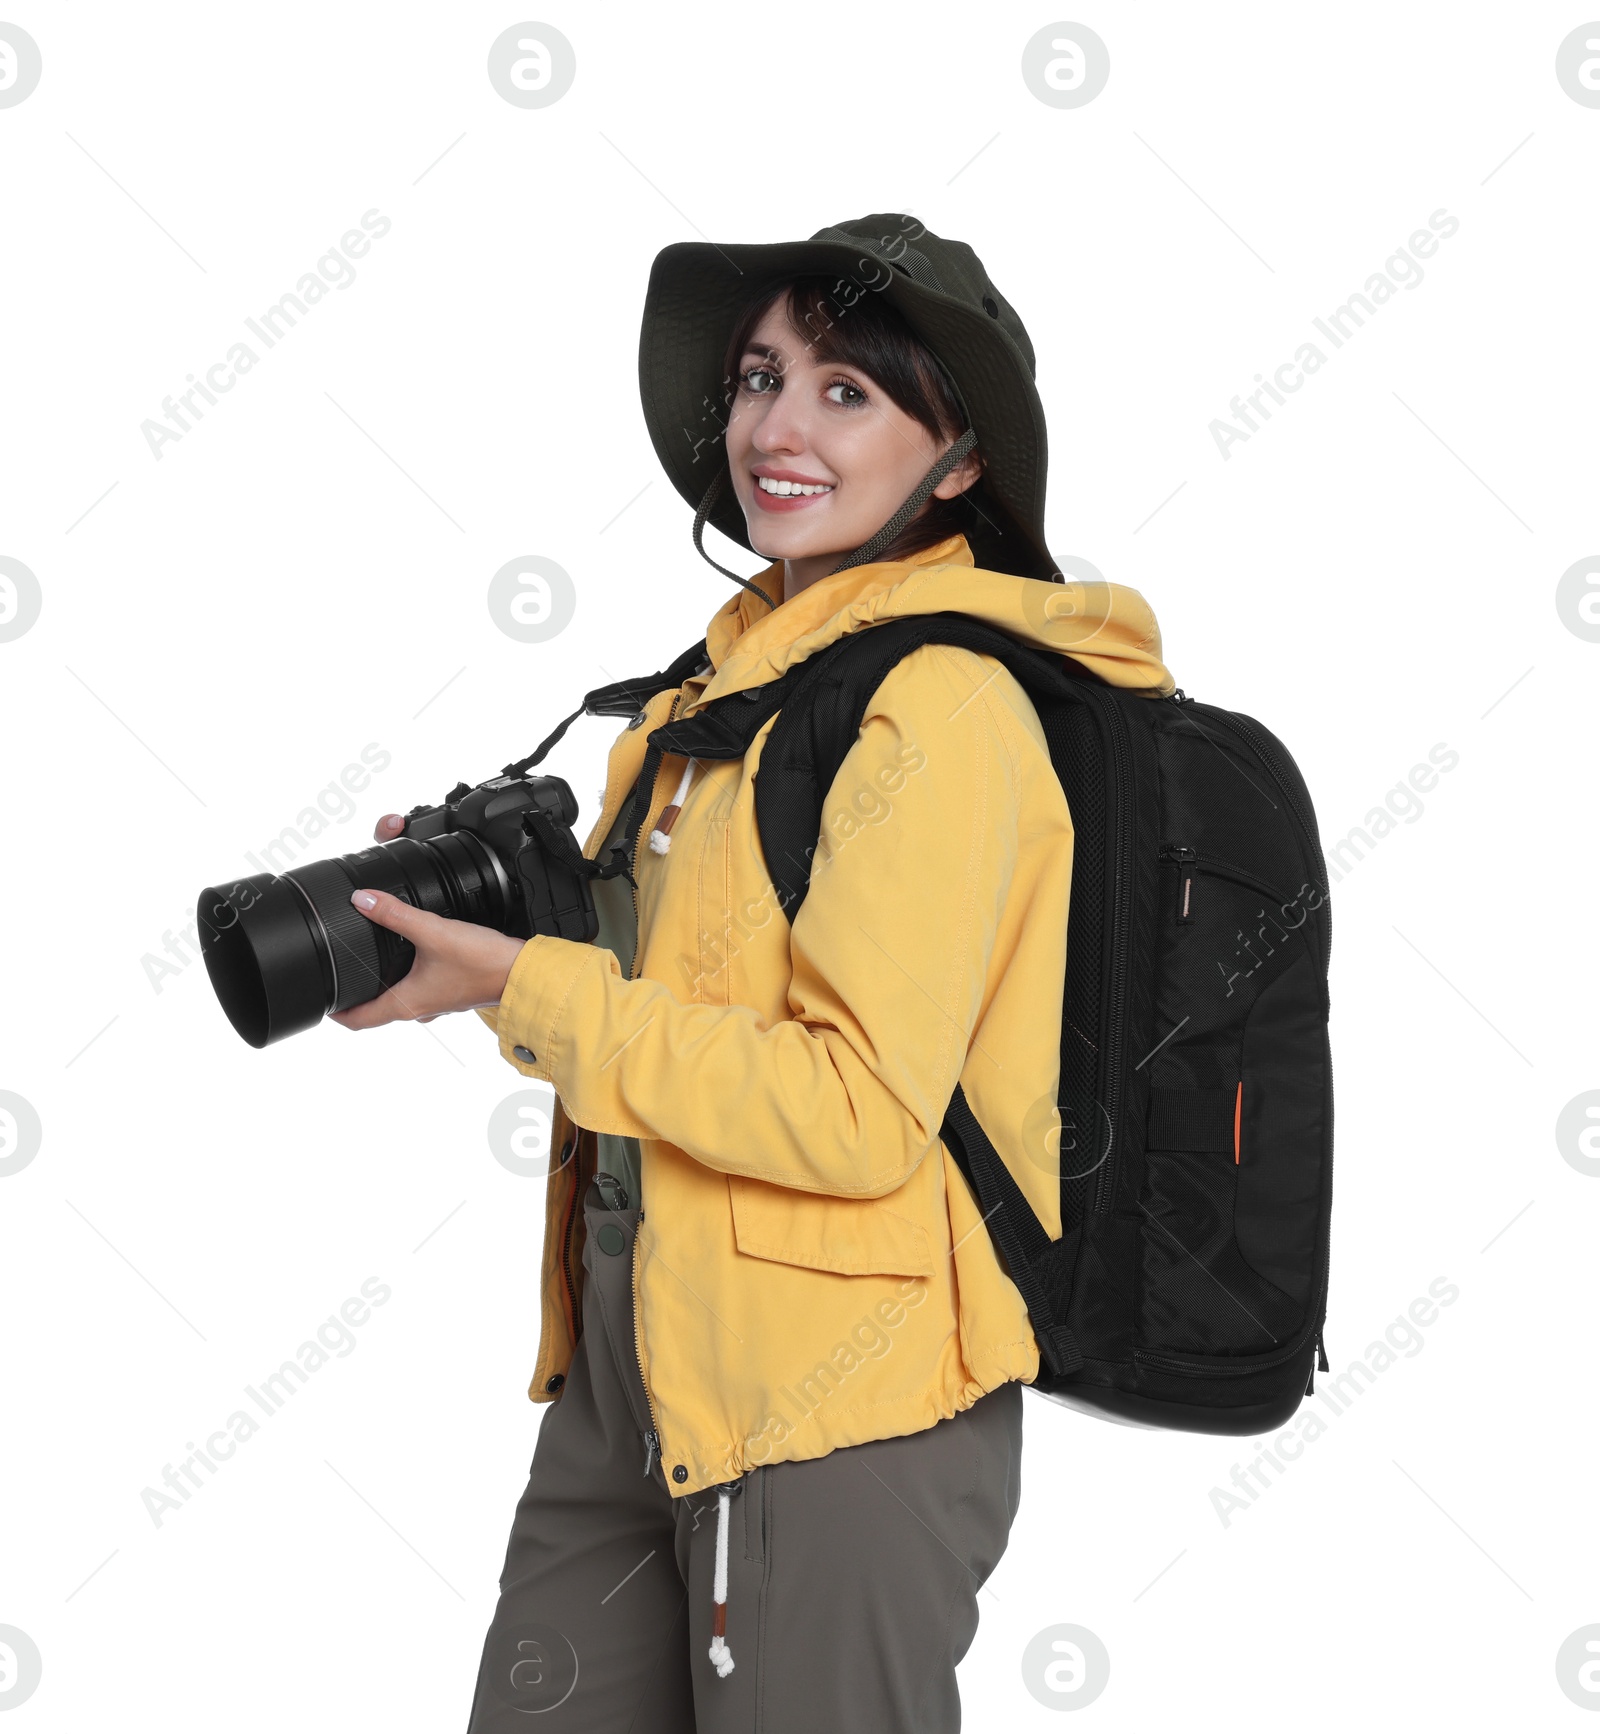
[740,342,783,361]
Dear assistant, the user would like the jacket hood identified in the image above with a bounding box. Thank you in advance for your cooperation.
[684,533,1174,715]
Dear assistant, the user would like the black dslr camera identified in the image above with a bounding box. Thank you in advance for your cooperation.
[196,773,599,1049]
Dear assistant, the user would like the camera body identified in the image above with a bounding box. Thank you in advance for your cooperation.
[398,773,599,944]
[197,771,599,1049]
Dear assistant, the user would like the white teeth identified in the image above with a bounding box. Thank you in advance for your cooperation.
[756,476,832,496]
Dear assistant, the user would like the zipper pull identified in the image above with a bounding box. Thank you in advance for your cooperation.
[1158,843,1197,925]
[642,1428,660,1479]
[1316,1329,1329,1372]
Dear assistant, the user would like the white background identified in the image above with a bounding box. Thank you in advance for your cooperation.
[2,2,1597,1727]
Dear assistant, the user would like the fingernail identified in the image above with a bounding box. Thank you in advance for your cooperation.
[352,890,377,910]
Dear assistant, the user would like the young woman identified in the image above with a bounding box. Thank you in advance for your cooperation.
[334,214,1173,1732]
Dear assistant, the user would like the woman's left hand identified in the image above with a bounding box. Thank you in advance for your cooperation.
[328,888,527,1030]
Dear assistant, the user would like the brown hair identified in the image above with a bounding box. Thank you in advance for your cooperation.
[719,275,995,566]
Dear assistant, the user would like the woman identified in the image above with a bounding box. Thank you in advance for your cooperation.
[335,214,1173,1731]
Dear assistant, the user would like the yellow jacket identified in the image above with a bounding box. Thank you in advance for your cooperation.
[478,534,1173,1495]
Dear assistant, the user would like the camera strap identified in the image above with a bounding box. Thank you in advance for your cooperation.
[518,802,638,890]
[501,638,712,781]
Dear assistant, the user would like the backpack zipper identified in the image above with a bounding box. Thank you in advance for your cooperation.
[1136,1325,1318,1376]
[1204,850,1323,1002]
[1156,845,1318,949]
[1157,842,1197,923]
[1150,822,1335,1385]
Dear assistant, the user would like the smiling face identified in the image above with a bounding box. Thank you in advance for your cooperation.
[723,293,982,598]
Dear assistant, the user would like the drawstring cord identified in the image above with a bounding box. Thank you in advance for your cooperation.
[648,756,696,854]
[708,1482,736,1677]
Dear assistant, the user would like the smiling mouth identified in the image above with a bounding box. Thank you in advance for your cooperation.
[751,472,834,512]
[755,475,833,497]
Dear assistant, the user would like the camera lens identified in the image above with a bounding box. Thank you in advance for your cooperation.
[197,831,512,1048]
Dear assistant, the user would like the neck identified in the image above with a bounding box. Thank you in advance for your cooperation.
[781,551,845,603]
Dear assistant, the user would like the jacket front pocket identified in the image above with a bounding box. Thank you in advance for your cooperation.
[728,1175,936,1278]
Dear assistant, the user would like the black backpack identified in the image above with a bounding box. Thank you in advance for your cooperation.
[535,611,1334,1437]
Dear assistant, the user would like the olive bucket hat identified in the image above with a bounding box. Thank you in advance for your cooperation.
[637,213,1060,599]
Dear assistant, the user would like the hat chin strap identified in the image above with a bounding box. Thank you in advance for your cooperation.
[692,470,779,611]
[826,426,977,576]
[690,425,979,601]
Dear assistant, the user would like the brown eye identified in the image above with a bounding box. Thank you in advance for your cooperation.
[825,377,867,408]
[742,366,780,394]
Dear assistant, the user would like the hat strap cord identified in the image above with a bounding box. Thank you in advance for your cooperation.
[692,470,778,611]
[827,426,979,576]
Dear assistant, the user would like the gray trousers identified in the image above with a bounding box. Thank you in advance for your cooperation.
[465,1178,1025,1733]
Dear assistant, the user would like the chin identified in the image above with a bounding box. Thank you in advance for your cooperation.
[743,523,823,563]
[743,513,863,567]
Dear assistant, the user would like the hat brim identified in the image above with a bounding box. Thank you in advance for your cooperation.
[638,237,1055,581]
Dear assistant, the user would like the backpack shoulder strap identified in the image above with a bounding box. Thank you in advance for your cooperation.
[744,610,1100,1380]
[752,611,1097,921]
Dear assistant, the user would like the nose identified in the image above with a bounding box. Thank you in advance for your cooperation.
[749,385,808,457]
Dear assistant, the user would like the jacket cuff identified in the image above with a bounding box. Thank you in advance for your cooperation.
[489,936,596,1085]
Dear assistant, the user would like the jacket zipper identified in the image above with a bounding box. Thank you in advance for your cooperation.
[633,1213,665,1478]
[558,1143,580,1343]
[622,692,680,1477]
[1090,691,1135,1215]
[625,693,683,984]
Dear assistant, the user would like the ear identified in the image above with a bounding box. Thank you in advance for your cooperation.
[931,448,983,501]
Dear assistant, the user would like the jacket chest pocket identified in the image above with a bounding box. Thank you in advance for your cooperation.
[729,1175,936,1278]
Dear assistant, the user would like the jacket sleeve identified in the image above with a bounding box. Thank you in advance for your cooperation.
[479,645,1036,1199]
